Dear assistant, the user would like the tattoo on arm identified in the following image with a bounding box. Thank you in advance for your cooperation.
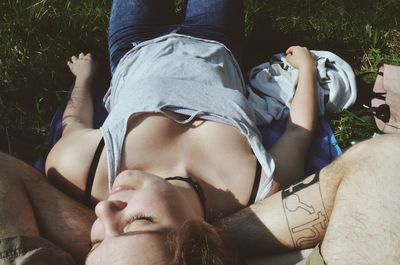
[282,171,329,248]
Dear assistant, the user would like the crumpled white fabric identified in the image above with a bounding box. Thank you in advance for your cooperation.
[247,51,357,125]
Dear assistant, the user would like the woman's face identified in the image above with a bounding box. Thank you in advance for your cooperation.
[85,170,202,264]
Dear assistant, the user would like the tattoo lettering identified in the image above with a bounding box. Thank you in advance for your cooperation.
[282,172,329,248]
[282,172,319,198]
[292,211,327,248]
[285,194,315,214]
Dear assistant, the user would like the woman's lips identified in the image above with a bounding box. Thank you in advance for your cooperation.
[110,185,134,195]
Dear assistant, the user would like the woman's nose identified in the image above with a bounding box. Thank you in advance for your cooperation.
[95,200,127,236]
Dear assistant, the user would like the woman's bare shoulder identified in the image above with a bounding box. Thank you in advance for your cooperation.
[45,129,103,195]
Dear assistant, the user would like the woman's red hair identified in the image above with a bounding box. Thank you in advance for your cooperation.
[167,219,238,265]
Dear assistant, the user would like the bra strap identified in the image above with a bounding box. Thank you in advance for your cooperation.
[83,137,105,205]
[248,158,262,205]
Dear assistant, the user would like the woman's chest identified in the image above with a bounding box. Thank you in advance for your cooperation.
[93,114,261,214]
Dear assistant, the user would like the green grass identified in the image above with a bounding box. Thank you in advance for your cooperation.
[1,0,399,163]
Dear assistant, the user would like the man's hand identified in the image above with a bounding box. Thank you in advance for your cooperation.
[285,46,316,71]
[67,53,97,82]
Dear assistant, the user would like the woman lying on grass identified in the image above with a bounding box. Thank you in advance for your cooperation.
[46,0,318,263]
[1,1,399,265]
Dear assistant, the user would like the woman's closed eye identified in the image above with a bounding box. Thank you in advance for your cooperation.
[90,239,102,249]
[126,214,154,225]
[90,214,155,250]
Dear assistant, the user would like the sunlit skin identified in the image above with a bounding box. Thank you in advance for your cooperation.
[46,46,319,264]
[86,170,204,264]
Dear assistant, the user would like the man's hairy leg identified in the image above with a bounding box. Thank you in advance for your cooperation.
[219,134,400,264]
[320,134,400,264]
[0,173,40,238]
[0,153,96,264]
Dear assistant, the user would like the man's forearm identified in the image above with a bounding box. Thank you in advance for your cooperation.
[218,192,292,256]
[222,135,400,265]
[218,169,340,257]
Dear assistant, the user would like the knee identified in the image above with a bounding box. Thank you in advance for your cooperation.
[342,134,400,162]
[0,152,43,182]
[336,134,400,185]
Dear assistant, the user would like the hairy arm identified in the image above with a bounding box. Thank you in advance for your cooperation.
[217,168,340,257]
[220,135,400,265]
[1,152,96,265]
[268,46,317,188]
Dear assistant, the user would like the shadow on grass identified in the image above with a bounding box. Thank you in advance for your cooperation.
[243,14,292,72]
[242,11,366,73]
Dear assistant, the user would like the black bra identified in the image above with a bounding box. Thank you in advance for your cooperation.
[83,138,104,207]
[83,138,262,206]
[249,157,262,205]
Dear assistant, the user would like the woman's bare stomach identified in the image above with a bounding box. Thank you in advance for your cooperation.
[91,112,265,215]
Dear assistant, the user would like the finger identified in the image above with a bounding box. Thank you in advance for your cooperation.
[286,46,298,55]
[84,53,92,60]
[311,52,316,59]
[79,53,85,59]
[67,61,72,68]
[71,56,78,61]
[286,45,303,54]
[301,47,310,54]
